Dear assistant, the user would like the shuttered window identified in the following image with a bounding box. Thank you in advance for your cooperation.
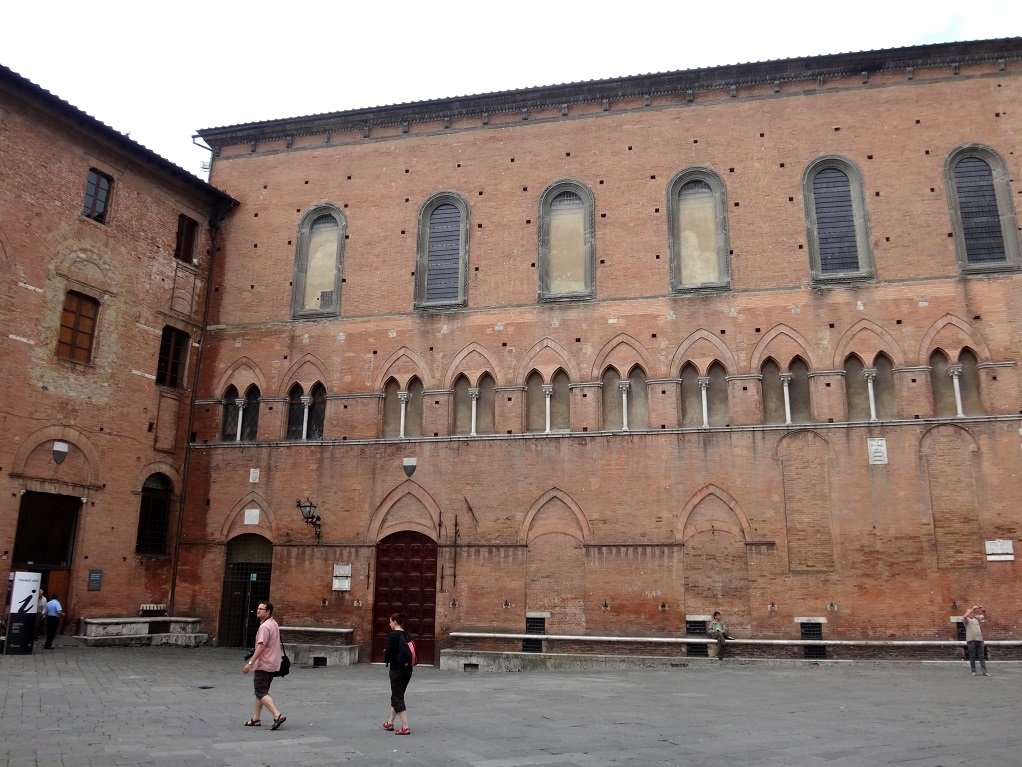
[416,193,468,307]
[804,157,873,282]
[945,146,1020,273]
[953,156,1006,264]
[426,203,462,302]
[156,326,190,389]
[813,168,859,273]
[57,291,99,363]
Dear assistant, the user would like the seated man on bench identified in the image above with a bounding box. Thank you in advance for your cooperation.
[708,611,735,658]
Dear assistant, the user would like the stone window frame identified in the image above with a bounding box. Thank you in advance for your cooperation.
[56,289,101,365]
[944,143,1021,274]
[291,204,346,319]
[802,156,874,284]
[415,191,470,309]
[666,166,731,293]
[537,179,596,302]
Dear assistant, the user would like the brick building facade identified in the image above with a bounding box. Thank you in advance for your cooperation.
[0,65,234,627]
[3,38,1021,661]
[185,38,1022,661]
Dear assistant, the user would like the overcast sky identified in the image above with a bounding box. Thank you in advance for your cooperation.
[4,1,1021,177]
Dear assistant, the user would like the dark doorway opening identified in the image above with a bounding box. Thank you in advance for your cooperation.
[218,534,272,648]
[12,491,80,618]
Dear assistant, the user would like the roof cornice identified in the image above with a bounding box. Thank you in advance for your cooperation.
[196,37,1022,149]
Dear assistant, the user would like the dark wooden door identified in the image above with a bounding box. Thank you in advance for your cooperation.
[371,531,437,663]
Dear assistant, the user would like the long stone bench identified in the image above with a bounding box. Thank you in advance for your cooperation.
[74,617,207,647]
[280,626,358,666]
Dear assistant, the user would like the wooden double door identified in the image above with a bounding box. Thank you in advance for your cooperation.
[371,531,437,664]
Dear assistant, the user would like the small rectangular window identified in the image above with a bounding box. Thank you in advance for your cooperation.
[156,326,190,389]
[57,291,99,363]
[523,616,545,653]
[174,214,199,263]
[83,168,113,223]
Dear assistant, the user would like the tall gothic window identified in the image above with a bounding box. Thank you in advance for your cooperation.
[538,181,594,300]
[292,207,344,317]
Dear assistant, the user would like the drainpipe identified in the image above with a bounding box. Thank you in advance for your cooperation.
[167,194,234,617]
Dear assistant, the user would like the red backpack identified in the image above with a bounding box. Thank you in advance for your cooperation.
[401,634,418,667]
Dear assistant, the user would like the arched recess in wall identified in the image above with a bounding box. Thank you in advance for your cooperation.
[277,353,330,397]
[520,489,591,635]
[367,480,441,542]
[590,333,658,379]
[219,492,276,541]
[12,425,102,491]
[677,485,753,632]
[774,430,835,572]
[218,533,273,648]
[919,424,984,569]
[372,347,431,391]
[213,357,268,400]
[515,337,579,383]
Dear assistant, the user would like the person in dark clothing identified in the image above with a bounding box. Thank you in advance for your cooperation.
[382,612,413,735]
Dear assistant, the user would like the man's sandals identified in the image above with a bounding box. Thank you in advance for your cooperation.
[271,714,287,730]
[243,719,261,726]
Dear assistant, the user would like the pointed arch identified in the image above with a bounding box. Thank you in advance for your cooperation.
[670,328,738,375]
[220,491,277,541]
[12,425,102,488]
[444,342,500,389]
[676,484,753,543]
[831,318,903,369]
[590,333,658,379]
[749,324,815,371]
[277,353,331,397]
[917,315,991,366]
[373,346,431,390]
[515,337,578,383]
[214,356,268,398]
[519,488,592,544]
[367,480,442,542]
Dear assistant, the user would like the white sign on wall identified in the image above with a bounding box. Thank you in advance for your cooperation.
[332,563,352,592]
[985,539,1015,561]
[867,437,888,465]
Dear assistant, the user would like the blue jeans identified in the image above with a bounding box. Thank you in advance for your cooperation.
[967,640,987,673]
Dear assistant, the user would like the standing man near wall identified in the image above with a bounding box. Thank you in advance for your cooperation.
[43,594,63,649]
[962,605,990,677]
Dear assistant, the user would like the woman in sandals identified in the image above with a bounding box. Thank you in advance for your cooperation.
[242,601,287,730]
[382,612,413,735]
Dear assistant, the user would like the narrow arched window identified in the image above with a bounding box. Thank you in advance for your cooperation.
[788,358,812,423]
[240,385,260,441]
[946,146,1020,272]
[308,382,327,439]
[383,378,401,437]
[476,373,496,435]
[873,354,895,419]
[844,355,869,421]
[525,371,546,433]
[550,370,570,431]
[627,366,648,430]
[680,362,701,427]
[958,349,983,415]
[416,193,469,307]
[405,377,424,438]
[453,374,472,435]
[136,473,172,555]
[221,385,240,441]
[538,181,594,300]
[602,367,622,430]
[706,362,729,427]
[668,168,730,291]
[803,157,873,282]
[761,359,785,425]
[930,350,956,417]
[286,383,305,439]
[292,207,344,317]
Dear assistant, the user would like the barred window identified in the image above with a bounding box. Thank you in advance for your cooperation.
[135,473,172,555]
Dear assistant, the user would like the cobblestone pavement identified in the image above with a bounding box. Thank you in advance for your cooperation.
[0,642,1019,766]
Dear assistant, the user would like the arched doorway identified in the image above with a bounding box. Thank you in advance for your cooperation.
[218,534,272,647]
[371,531,437,663]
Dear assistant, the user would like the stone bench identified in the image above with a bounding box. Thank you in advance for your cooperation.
[280,626,357,666]
[74,617,207,647]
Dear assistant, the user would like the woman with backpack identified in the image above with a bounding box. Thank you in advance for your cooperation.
[382,612,414,735]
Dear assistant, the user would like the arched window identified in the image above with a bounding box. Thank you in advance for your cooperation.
[383,378,401,438]
[958,348,983,415]
[538,181,595,300]
[929,350,956,417]
[667,168,730,291]
[292,207,345,317]
[761,359,785,425]
[550,370,570,431]
[706,361,729,427]
[525,371,546,433]
[135,473,172,555]
[873,353,896,420]
[286,383,305,439]
[453,374,472,435]
[240,385,260,441]
[476,373,496,435]
[416,193,469,307]
[627,366,648,429]
[788,357,812,423]
[945,145,1021,272]
[803,157,873,282]
[405,377,423,437]
[221,385,240,441]
[679,362,701,427]
[844,354,869,421]
[308,382,327,439]
[601,367,623,430]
